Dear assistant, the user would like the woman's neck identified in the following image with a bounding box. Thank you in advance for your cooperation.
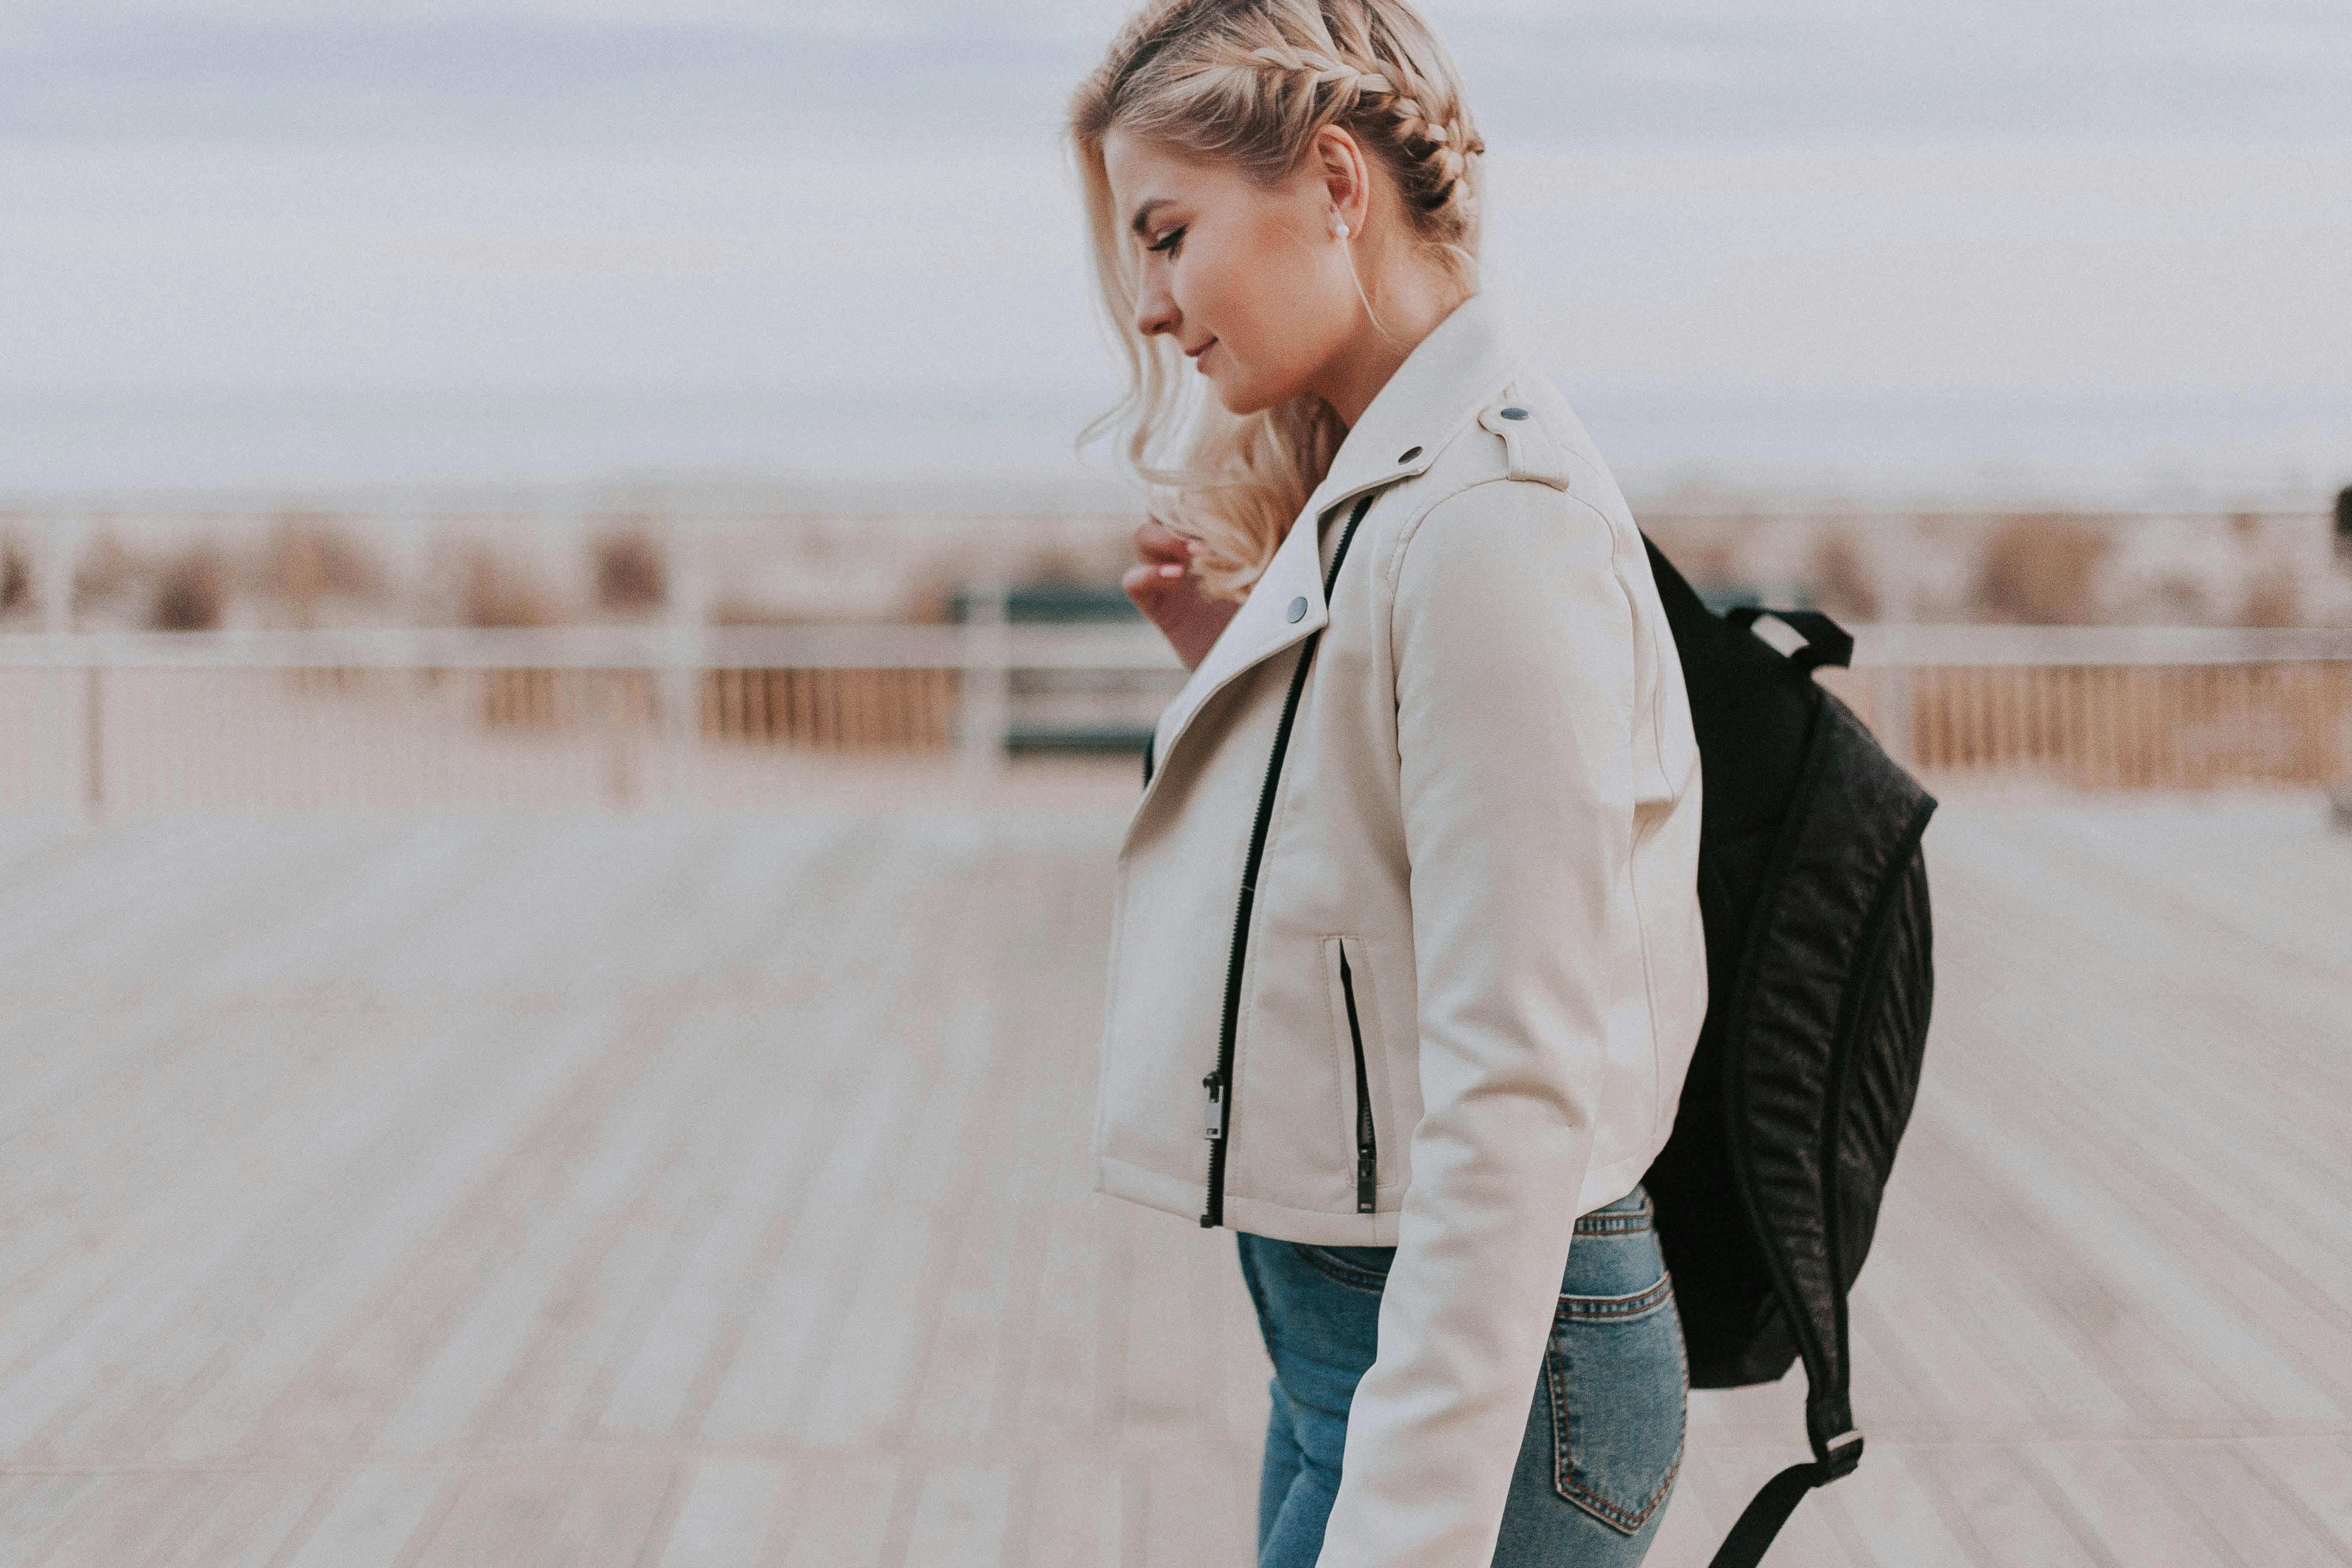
[1314,272,1475,429]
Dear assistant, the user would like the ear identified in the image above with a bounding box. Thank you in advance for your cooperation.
[1310,125,1372,237]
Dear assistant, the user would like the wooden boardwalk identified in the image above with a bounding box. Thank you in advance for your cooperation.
[0,789,2347,1566]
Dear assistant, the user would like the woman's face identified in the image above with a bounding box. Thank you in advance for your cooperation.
[1102,130,1358,416]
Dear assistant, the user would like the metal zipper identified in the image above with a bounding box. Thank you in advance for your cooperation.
[1201,490,1377,1228]
[1339,939,1377,1214]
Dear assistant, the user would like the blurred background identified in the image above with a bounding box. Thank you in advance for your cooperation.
[1,3,2348,1566]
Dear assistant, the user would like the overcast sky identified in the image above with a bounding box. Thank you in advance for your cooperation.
[9,0,2349,141]
[3,1,2349,499]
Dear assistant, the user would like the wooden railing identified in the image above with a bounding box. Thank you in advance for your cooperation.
[1822,625,2352,790]
[0,621,2345,811]
[0,619,1175,810]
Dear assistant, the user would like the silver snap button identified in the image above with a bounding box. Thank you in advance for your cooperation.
[1286,596,1309,623]
[1500,406,1529,420]
[1397,446,1422,463]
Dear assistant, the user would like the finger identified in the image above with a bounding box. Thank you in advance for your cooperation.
[1129,564,1176,606]
[1135,518,1194,565]
[1124,560,1188,589]
[1122,562,1189,608]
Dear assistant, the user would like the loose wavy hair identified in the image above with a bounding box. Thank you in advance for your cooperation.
[1069,0,1484,598]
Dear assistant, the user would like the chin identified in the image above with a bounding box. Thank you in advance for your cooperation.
[1211,375,1289,418]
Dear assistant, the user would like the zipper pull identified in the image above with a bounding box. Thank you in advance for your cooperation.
[1203,1071,1228,1142]
[1356,1145,1376,1213]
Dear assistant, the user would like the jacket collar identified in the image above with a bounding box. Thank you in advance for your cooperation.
[1298,289,1526,523]
[1135,292,1529,830]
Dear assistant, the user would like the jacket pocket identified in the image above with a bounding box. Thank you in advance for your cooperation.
[1323,936,1380,1214]
[1545,1266,1687,1534]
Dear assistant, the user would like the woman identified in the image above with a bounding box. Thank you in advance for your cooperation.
[1069,3,1707,1565]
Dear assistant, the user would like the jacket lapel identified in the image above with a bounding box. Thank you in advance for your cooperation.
[1145,493,1331,790]
[1125,292,1530,837]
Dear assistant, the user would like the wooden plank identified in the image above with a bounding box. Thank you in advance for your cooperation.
[1140,1448,1253,1568]
[1010,1061,1112,1441]
[768,1455,901,1568]
[0,1012,566,1461]
[691,842,960,1445]
[1841,1253,2036,1425]
[1933,1088,2342,1424]
[0,802,2343,1568]
[909,992,1081,1445]
[576,1007,876,1441]
[151,1472,320,1568]
[900,1463,1013,1568]
[1119,1202,1205,1430]
[2135,1441,2352,1568]
[404,1468,576,1568]
[2023,1444,2237,1568]
[1856,1170,2139,1426]
[794,989,1002,1446]
[267,1466,445,1568]
[1011,1454,1122,1568]
[650,1458,789,1568]
[0,1474,103,1568]
[1640,1473,1735,1568]
[675,1042,927,1444]
[1915,1446,2113,1568]
[147,1013,621,1464]
[523,1464,675,1568]
[473,1009,822,1446]
[1672,1444,1863,1568]
[2244,1436,2352,1557]
[236,1018,660,1462]
[35,1474,223,1568]
[1807,1449,1983,1568]
[173,817,519,1002]
[368,1015,746,1456]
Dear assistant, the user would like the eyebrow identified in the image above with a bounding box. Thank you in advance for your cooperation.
[1128,198,1172,237]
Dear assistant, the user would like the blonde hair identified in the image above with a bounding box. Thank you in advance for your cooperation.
[1069,0,1485,598]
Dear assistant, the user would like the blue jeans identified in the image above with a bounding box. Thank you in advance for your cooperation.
[1237,1187,1687,1568]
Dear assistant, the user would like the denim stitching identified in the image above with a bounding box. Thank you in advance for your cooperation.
[1572,1210,1653,1237]
[1555,1275,1675,1322]
[1288,1241,1391,1293]
[1572,1191,1653,1237]
[1545,1269,1685,1534]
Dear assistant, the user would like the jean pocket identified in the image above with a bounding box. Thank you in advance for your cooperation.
[1286,1241,1395,1293]
[1545,1271,1687,1534]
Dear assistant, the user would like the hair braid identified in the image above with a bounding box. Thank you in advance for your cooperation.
[1069,0,1486,597]
[1227,30,1483,228]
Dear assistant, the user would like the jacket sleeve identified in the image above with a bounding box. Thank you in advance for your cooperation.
[1315,477,1648,1568]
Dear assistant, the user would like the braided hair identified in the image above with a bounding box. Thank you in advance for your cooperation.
[1070,0,1486,598]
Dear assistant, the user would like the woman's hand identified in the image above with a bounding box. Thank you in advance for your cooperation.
[1123,518,1239,671]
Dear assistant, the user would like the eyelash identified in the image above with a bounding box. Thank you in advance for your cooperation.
[1146,226,1185,257]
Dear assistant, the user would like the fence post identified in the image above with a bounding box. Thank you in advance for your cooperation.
[662,522,708,803]
[1873,661,1912,769]
[604,670,636,806]
[83,665,104,817]
[959,579,1010,778]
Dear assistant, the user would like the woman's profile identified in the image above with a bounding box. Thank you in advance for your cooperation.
[1070,2,1708,1564]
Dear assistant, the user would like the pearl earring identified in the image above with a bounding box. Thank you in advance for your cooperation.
[1333,219,1350,240]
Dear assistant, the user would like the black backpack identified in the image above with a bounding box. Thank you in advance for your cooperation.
[1637,537,1938,1568]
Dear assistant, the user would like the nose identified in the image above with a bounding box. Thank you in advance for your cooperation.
[1133,272,1178,341]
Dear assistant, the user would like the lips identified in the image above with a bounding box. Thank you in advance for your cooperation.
[1187,339,1217,370]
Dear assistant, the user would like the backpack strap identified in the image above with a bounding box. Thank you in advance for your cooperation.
[1704,1432,1864,1568]
[1726,605,1855,674]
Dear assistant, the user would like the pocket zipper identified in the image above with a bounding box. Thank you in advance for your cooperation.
[1200,491,1377,1229]
[1339,940,1377,1214]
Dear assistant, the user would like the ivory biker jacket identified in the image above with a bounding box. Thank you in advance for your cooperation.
[1092,293,1707,1568]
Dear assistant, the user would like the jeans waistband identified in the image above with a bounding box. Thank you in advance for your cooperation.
[1574,1185,1654,1237]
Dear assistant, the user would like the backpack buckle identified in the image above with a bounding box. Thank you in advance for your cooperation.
[1818,1432,1865,1482]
